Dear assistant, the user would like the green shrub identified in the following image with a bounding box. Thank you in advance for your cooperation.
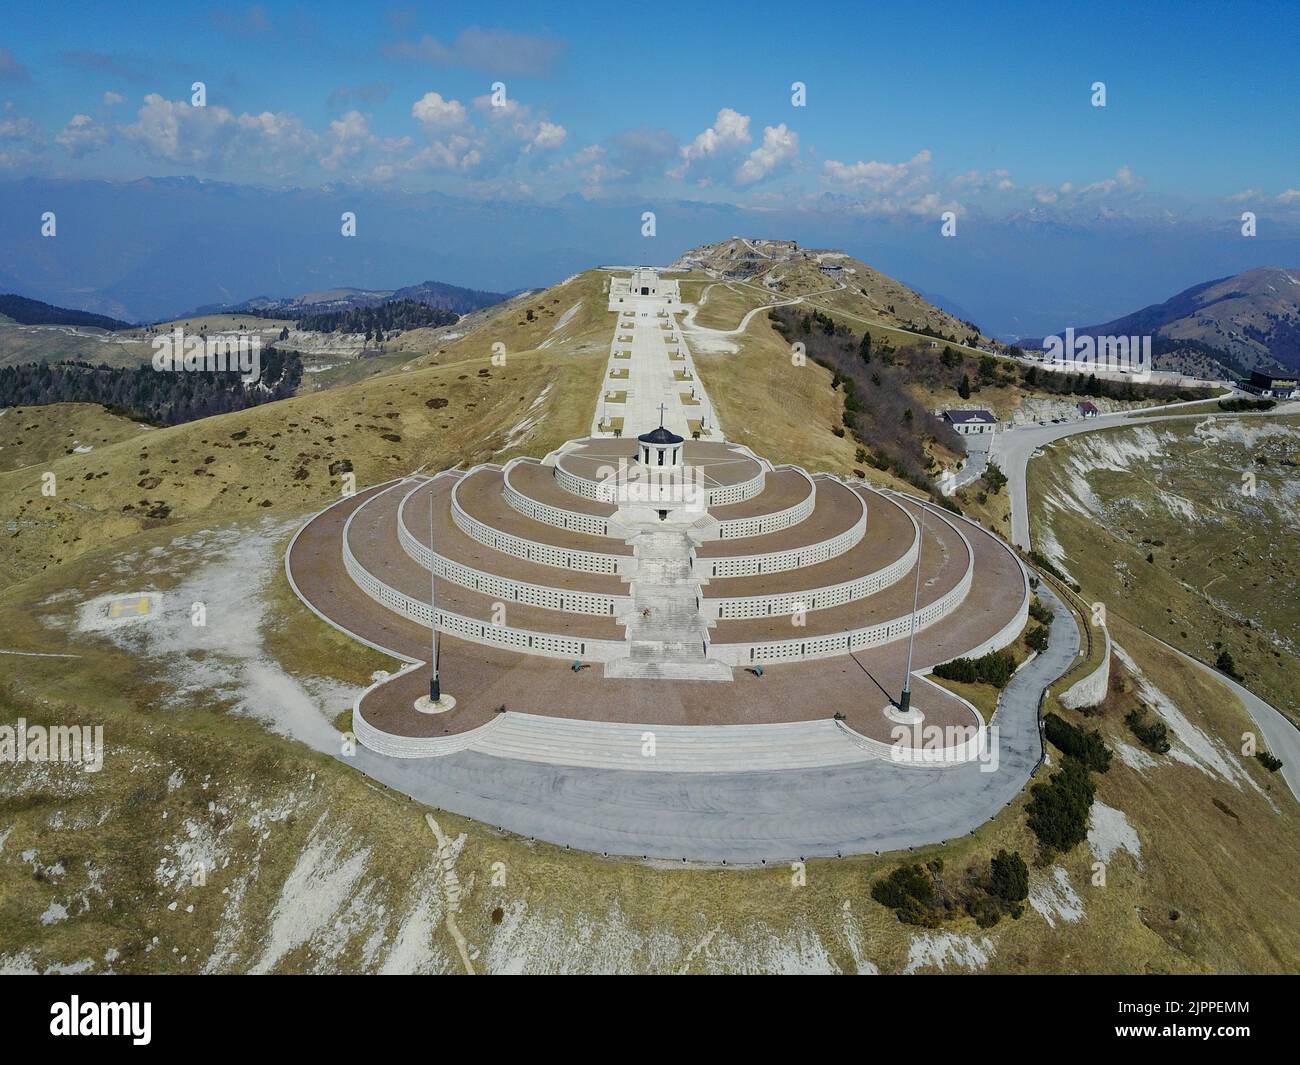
[1256,749,1283,772]
[1215,650,1242,680]
[1044,713,1112,772]
[1125,708,1171,754]
[1026,756,1096,854]
[933,649,1017,688]
[981,462,1008,494]
[987,850,1029,903]
[1218,397,1275,413]
[1024,625,1050,653]
[1028,597,1054,625]
[870,863,933,910]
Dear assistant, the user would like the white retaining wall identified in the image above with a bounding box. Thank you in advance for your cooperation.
[711,504,974,665]
[451,469,628,575]
[502,459,618,538]
[396,482,630,618]
[353,674,508,758]
[714,468,816,539]
[344,501,625,662]
[704,512,920,619]
[696,487,867,578]
[1060,623,1112,709]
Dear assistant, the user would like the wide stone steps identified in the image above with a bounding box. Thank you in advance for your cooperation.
[604,657,733,681]
[467,712,877,771]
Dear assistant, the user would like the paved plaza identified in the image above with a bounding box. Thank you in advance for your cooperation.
[284,267,1063,855]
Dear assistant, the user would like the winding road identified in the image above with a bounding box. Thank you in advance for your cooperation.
[1000,395,1300,550]
[998,395,1300,801]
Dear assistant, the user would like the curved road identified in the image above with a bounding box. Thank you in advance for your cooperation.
[346,581,1074,863]
[1002,396,1300,550]
[999,396,1300,801]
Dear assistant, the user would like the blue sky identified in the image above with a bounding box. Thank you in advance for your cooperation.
[2,1,1298,335]
[1,0,1296,215]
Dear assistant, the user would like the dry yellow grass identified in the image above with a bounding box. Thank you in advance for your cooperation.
[0,272,611,586]
[0,403,142,473]
[2,262,1296,974]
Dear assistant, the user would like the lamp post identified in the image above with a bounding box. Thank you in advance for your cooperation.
[898,500,925,716]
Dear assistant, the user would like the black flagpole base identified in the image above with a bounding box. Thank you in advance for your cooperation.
[430,675,441,702]
[898,687,911,715]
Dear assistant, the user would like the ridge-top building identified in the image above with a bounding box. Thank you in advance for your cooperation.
[609,266,680,309]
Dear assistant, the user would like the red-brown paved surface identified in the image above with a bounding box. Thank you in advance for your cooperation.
[703,487,914,599]
[506,459,617,517]
[707,468,812,521]
[455,467,633,555]
[696,476,863,558]
[349,482,623,640]
[710,499,967,642]
[288,482,1025,746]
[405,477,625,595]
[556,438,762,488]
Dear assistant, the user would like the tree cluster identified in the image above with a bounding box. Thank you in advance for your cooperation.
[0,348,303,426]
[870,851,1029,929]
[295,299,459,336]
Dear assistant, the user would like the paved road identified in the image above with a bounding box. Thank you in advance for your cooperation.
[952,435,992,489]
[338,575,1078,863]
[1001,396,1300,549]
[1001,395,1300,804]
[1154,640,1300,802]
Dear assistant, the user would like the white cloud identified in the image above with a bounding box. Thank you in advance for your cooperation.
[122,93,317,175]
[0,101,46,171]
[56,113,110,157]
[952,168,1013,192]
[103,91,126,107]
[736,123,798,185]
[411,91,466,130]
[670,107,751,179]
[405,134,480,173]
[821,149,956,217]
[1081,165,1141,195]
[0,101,40,144]
[319,110,410,172]
[530,120,567,151]
[823,149,933,193]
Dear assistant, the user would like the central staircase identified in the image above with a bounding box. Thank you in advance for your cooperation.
[605,523,733,681]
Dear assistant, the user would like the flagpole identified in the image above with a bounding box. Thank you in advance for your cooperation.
[898,500,925,716]
[429,489,440,703]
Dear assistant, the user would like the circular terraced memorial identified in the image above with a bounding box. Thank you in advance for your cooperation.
[287,430,1029,771]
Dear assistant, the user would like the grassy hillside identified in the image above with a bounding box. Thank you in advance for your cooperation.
[2,537,1294,973]
[673,238,989,347]
[0,272,608,586]
[1028,414,1300,725]
[0,402,142,474]
[1,258,1296,974]
[0,319,152,370]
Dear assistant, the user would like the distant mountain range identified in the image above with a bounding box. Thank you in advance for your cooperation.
[6,176,1300,337]
[187,279,508,321]
[0,293,132,331]
[1030,267,1300,375]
